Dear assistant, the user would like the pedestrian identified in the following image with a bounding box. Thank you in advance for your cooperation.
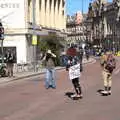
[101,51,116,95]
[66,56,83,98]
[42,49,57,89]
[78,46,84,63]
[5,49,15,77]
[85,48,90,61]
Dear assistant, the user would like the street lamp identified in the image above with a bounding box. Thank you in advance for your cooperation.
[32,0,37,72]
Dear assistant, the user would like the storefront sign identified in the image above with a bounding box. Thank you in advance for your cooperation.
[0,0,25,29]
[32,35,37,45]
[0,3,20,8]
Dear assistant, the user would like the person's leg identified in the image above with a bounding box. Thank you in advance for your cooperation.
[51,68,56,88]
[76,80,82,95]
[45,69,51,89]
[108,73,112,95]
[10,63,14,77]
[71,78,82,97]
[75,78,83,98]
[71,79,77,97]
[7,63,10,77]
[102,71,108,94]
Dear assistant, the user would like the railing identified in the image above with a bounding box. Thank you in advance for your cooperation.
[13,61,44,73]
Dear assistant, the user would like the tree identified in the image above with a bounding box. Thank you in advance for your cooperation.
[38,34,66,65]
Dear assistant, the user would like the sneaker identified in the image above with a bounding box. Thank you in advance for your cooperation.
[108,90,111,95]
[77,94,83,99]
[51,86,56,89]
[101,90,108,95]
[71,94,77,98]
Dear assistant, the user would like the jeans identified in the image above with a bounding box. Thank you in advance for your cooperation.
[45,68,56,88]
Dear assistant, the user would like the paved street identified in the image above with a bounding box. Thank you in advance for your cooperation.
[0,58,120,120]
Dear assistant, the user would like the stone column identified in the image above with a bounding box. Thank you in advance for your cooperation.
[63,0,66,30]
[50,0,54,28]
[24,0,29,28]
[58,0,62,29]
[29,0,33,22]
[36,0,40,25]
[55,0,59,28]
[46,0,50,27]
[60,0,66,30]
[41,0,45,26]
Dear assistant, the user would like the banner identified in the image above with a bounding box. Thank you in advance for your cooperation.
[32,35,37,45]
[69,64,80,80]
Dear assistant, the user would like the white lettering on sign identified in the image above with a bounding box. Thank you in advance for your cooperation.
[69,64,81,80]
[0,0,25,29]
[0,3,20,8]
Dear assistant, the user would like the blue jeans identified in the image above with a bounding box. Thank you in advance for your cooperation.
[45,68,56,88]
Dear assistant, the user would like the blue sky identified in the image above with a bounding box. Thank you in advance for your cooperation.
[66,0,113,15]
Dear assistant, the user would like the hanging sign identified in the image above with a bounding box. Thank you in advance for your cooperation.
[32,35,37,45]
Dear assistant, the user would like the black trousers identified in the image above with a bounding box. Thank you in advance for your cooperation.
[7,63,14,77]
[72,78,82,95]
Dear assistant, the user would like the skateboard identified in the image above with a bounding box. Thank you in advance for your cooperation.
[97,89,111,96]
[70,95,83,100]
[65,92,83,100]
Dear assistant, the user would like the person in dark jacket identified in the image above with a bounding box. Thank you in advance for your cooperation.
[5,49,15,77]
[78,46,84,63]
[66,56,83,98]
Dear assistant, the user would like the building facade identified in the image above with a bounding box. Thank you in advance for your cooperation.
[66,12,91,47]
[0,0,66,63]
[66,13,86,45]
[88,0,120,51]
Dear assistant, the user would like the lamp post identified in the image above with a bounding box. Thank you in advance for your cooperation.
[32,0,37,72]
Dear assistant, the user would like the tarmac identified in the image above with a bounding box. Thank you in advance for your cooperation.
[0,57,95,84]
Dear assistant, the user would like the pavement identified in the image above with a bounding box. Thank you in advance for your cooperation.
[0,57,95,84]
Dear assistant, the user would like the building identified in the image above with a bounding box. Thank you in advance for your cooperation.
[88,0,120,51]
[66,12,91,47]
[0,0,66,64]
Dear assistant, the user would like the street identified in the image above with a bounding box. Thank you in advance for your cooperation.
[0,59,120,120]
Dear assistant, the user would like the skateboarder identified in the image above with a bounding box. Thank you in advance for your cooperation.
[66,56,83,99]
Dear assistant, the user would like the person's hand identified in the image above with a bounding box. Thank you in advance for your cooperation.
[51,53,56,58]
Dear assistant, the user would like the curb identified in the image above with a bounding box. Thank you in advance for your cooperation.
[0,67,65,84]
[12,67,64,81]
[0,58,95,84]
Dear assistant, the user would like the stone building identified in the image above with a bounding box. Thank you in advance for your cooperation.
[88,0,120,51]
[0,0,66,64]
[66,12,90,47]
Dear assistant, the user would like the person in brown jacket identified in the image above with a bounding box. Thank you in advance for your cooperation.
[43,50,56,89]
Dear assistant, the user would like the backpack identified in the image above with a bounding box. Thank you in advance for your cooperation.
[105,54,116,73]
